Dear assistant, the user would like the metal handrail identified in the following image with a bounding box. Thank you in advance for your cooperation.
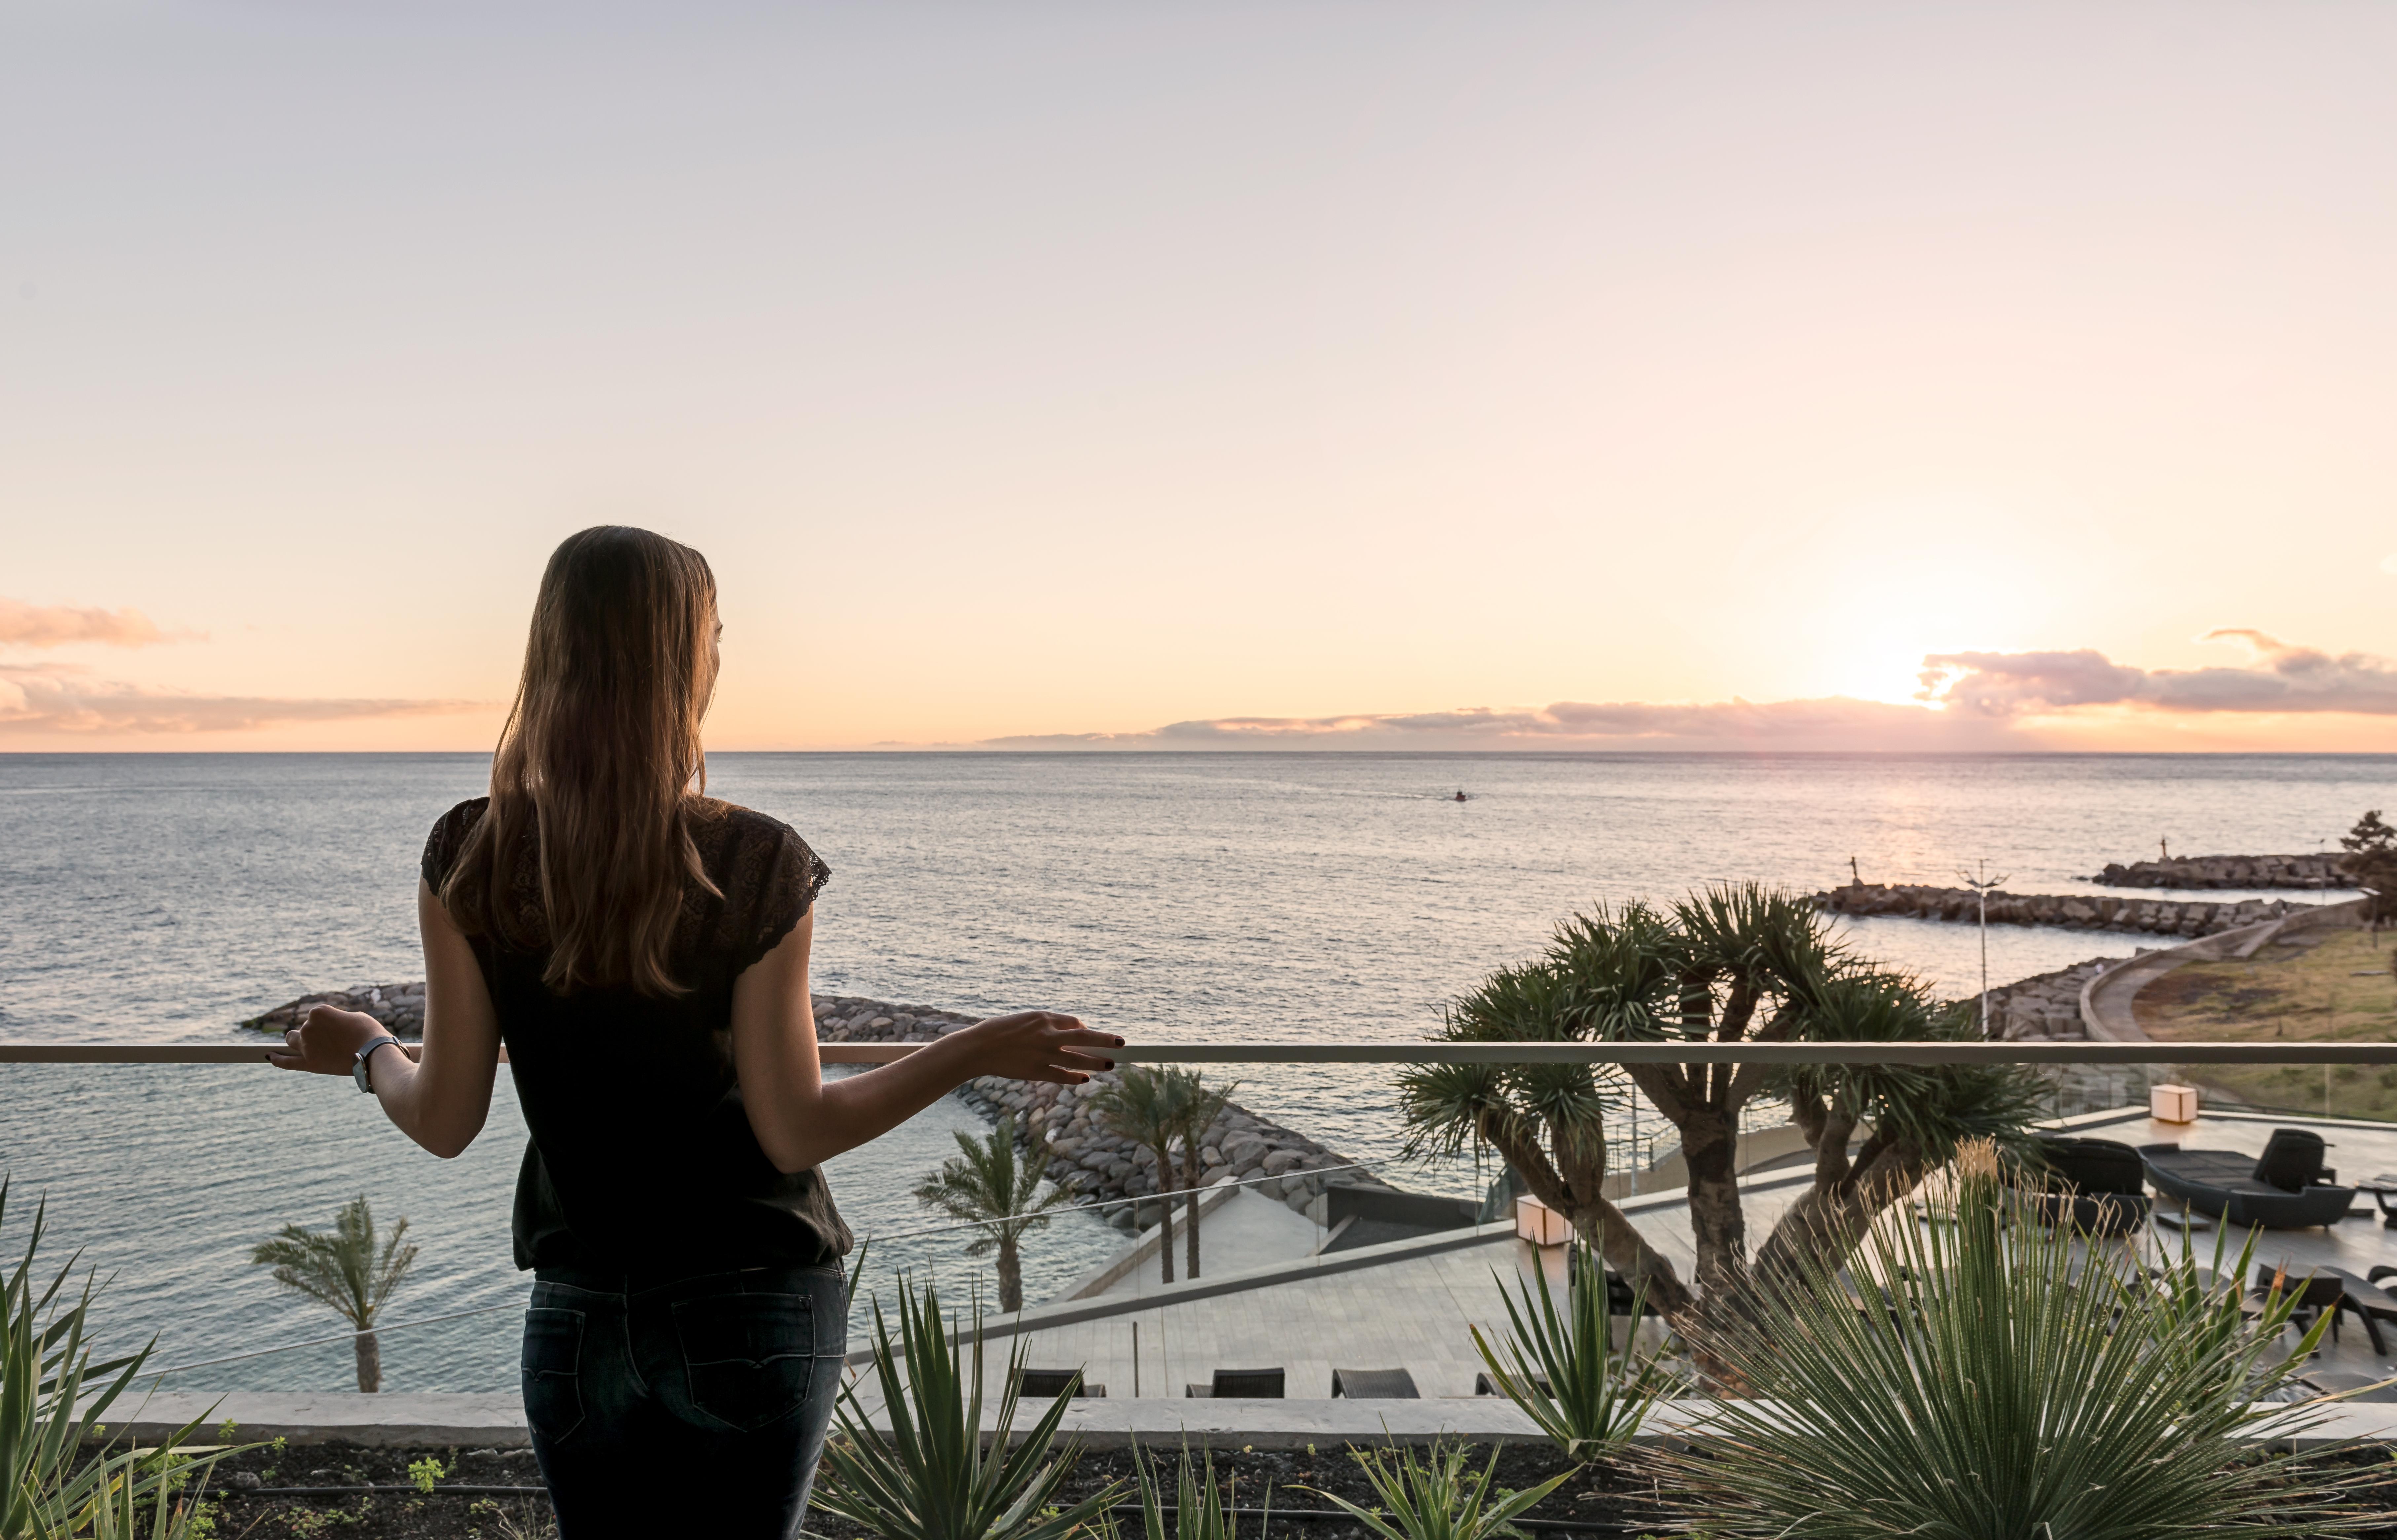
[6,1040,2396,1065]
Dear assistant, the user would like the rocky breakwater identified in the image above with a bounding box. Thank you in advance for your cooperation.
[1813,881,2305,939]
[241,982,426,1038]
[241,984,1392,1230]
[2089,853,2348,890]
[1970,957,2119,1042]
[809,994,1394,1233]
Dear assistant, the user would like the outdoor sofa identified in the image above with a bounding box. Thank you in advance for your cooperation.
[2141,1128,2358,1230]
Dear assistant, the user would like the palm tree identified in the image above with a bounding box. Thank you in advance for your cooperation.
[912,1116,1074,1312]
[1087,1068,1187,1284]
[1171,1073,1238,1280]
[250,1194,418,1392]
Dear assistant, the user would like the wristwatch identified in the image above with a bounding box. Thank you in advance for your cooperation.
[353,1035,404,1094]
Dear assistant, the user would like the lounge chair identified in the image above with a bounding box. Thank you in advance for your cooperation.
[1013,1368,1103,1399]
[2295,1369,2397,1402]
[1475,1370,1552,1396]
[2019,1136,2151,1236]
[1330,1367,1420,1398]
[2140,1129,2357,1229]
[1185,1367,1285,1398]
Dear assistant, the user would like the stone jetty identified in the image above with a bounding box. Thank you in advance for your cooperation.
[2088,853,2348,890]
[242,985,1390,1229]
[1813,881,2307,939]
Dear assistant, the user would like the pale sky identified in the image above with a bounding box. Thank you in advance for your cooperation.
[5,2,2395,751]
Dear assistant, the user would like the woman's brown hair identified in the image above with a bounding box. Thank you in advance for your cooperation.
[442,526,721,996]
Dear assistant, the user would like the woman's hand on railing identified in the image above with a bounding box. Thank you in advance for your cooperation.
[954,1009,1124,1085]
[265,1004,392,1076]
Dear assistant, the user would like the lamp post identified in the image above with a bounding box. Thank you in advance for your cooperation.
[1957,859,2010,1041]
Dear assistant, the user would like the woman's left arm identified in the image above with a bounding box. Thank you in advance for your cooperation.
[267,879,503,1158]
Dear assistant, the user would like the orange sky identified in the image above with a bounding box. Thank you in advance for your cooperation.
[4,4,2394,753]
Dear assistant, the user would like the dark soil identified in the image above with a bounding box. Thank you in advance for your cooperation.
[149,1438,2397,1539]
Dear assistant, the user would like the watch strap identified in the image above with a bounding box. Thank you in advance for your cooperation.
[354,1035,403,1093]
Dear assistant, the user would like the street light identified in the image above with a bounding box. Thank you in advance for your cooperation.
[1957,859,2010,1040]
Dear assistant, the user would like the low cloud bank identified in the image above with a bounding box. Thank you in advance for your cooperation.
[1920,631,2397,716]
[988,696,2001,751]
[990,632,2397,751]
[0,598,192,648]
[0,666,483,735]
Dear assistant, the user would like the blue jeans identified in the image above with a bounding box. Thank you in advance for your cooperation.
[522,1264,848,1540]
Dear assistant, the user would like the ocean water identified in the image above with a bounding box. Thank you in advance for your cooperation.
[1,750,2388,1391]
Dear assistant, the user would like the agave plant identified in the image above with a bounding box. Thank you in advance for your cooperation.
[813,1274,1122,1540]
[1470,1240,1666,1463]
[1117,1440,1258,1540]
[1666,1139,2358,1540]
[2,1181,245,1540]
[1301,1441,1569,1540]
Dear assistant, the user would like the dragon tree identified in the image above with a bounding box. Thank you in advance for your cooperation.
[1398,884,2039,1316]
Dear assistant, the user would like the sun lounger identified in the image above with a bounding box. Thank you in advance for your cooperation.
[2295,1369,2397,1402]
[1013,1368,1104,1399]
[1185,1367,1285,1398]
[2140,1130,2357,1230]
[1330,1367,1421,1398]
[1475,1370,1552,1396]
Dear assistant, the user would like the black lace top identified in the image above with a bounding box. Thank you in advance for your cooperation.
[422,796,848,1274]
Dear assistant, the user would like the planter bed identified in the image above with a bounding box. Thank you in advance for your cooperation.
[126,1440,2397,1540]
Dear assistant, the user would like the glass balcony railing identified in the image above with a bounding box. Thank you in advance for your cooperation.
[5,1037,2396,1401]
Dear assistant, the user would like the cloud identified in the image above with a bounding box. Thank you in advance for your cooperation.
[1919,631,2397,716]
[0,597,195,648]
[0,665,485,734]
[987,630,2397,752]
[986,695,2006,751]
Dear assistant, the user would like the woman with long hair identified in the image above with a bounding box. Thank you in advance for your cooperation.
[269,525,1120,1539]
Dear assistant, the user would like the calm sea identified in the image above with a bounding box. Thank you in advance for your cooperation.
[1,751,2387,1391]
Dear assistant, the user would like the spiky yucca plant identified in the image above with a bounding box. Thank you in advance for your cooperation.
[1302,1441,1570,1540]
[1667,1140,2360,1540]
[1471,1241,1665,1463]
[2,1181,247,1540]
[814,1275,1122,1540]
[1118,1441,1259,1540]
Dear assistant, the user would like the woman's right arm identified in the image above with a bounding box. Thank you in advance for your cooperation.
[729,913,1122,1174]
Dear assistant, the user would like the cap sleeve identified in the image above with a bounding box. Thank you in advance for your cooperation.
[731,824,831,974]
[421,798,489,892]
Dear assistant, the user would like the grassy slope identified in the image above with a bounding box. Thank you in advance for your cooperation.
[2136,928,2397,1121]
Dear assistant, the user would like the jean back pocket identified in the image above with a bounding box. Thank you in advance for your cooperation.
[521,1306,587,1443]
[673,1292,818,1434]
